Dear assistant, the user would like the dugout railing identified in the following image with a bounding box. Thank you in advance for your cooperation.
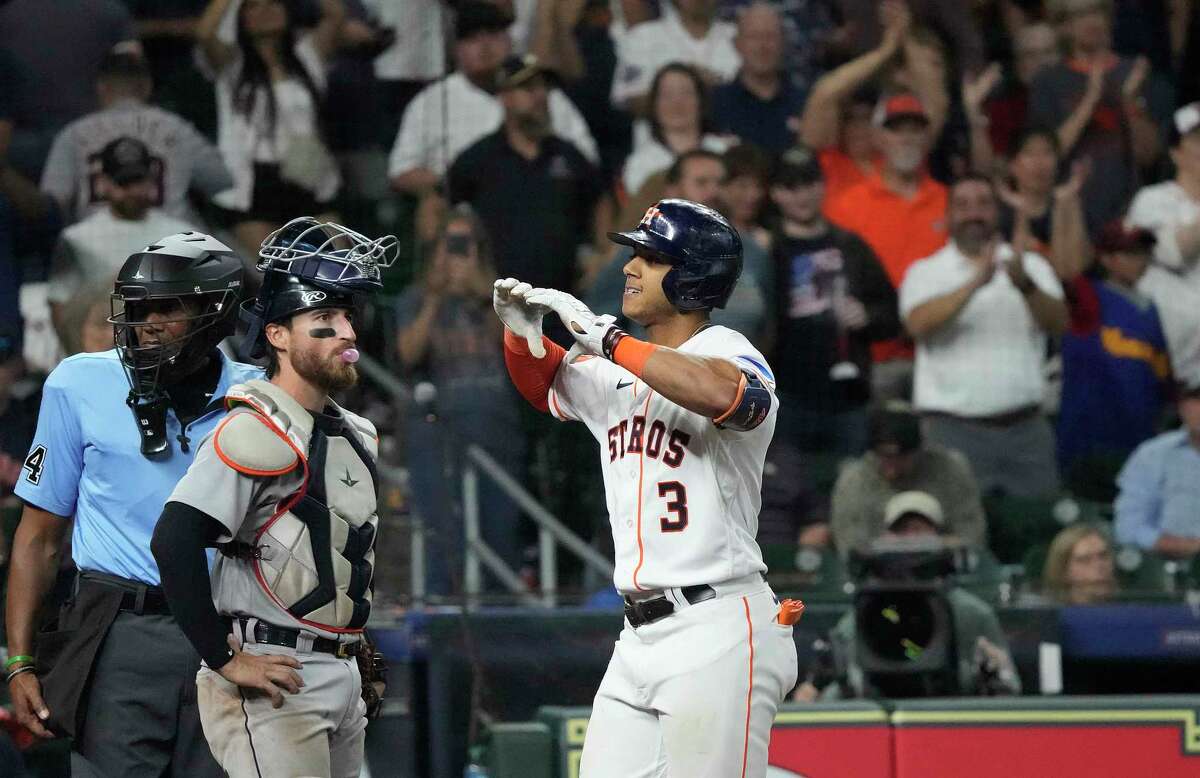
[356,352,615,608]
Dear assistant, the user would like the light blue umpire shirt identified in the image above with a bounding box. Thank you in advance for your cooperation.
[14,349,262,586]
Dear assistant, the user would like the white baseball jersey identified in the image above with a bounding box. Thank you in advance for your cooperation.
[547,324,776,593]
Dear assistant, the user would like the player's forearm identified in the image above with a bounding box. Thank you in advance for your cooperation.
[635,346,743,419]
[151,502,236,670]
[5,507,67,658]
[503,330,566,413]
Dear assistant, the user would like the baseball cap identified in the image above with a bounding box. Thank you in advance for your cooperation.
[455,1,512,41]
[100,136,153,186]
[884,491,945,528]
[873,93,930,129]
[773,145,823,187]
[1096,221,1156,254]
[1169,102,1200,148]
[495,54,551,92]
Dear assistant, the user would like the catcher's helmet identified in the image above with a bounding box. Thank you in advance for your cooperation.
[241,217,397,358]
[111,232,244,455]
[608,198,743,311]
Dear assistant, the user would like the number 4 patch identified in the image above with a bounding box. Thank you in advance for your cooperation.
[23,445,46,485]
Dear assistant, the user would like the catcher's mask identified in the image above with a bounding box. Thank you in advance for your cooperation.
[110,232,243,456]
[241,217,397,359]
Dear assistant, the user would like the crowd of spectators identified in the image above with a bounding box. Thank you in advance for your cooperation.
[2,0,1200,607]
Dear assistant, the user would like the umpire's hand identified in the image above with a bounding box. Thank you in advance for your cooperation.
[217,635,305,708]
[8,672,54,738]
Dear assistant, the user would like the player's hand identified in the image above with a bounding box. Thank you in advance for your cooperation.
[216,635,305,709]
[524,288,621,358]
[8,670,54,739]
[493,278,547,358]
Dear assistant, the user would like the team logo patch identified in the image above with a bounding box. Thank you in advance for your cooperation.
[22,445,46,485]
[640,205,662,229]
[300,290,328,304]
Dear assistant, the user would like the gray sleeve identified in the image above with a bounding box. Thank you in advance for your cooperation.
[181,120,234,197]
[39,129,78,212]
[167,433,263,542]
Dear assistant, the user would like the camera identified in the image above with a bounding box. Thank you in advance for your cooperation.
[848,537,962,698]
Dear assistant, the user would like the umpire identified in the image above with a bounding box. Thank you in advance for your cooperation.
[5,233,258,776]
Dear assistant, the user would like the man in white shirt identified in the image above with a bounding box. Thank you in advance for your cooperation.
[900,174,1067,497]
[1127,102,1200,378]
[47,136,193,337]
[610,0,741,113]
[387,1,597,195]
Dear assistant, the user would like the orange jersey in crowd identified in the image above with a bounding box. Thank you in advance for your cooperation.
[825,171,949,361]
[817,147,880,205]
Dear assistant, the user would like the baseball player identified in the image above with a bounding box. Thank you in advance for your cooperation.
[151,217,394,778]
[6,232,253,776]
[496,199,802,777]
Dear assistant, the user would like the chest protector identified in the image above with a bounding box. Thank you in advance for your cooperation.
[217,379,378,632]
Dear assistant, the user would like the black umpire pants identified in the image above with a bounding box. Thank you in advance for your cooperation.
[71,611,222,778]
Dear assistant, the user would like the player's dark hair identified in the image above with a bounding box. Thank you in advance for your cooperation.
[666,149,725,185]
[233,2,323,137]
[647,62,714,147]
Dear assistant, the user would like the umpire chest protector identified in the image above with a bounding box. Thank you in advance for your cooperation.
[215,379,378,631]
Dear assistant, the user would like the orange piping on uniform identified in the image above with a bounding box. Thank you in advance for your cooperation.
[631,391,653,591]
[740,596,755,778]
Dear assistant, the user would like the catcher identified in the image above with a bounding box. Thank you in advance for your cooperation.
[150,217,392,778]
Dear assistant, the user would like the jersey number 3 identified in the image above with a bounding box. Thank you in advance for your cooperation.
[658,481,688,532]
[23,445,46,485]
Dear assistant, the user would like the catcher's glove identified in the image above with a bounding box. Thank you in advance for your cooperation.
[356,632,388,719]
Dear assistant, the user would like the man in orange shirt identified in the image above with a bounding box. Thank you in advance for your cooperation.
[826,92,948,401]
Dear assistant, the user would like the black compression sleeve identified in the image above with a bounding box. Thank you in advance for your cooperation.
[151,502,237,671]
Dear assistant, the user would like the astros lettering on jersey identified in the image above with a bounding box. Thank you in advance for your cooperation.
[546,324,776,592]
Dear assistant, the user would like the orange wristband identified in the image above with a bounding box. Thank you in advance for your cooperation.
[611,336,657,377]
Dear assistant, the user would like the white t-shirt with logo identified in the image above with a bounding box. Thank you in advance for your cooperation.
[547,325,775,593]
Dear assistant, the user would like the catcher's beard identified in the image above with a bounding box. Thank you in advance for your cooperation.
[290,344,359,393]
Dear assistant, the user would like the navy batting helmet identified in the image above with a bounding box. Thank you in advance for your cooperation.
[608,199,743,311]
[241,217,397,358]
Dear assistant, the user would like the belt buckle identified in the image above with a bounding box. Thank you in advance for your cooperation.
[336,642,356,659]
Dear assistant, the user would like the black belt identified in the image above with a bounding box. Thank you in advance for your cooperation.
[623,584,716,629]
[233,618,360,659]
[78,572,172,616]
[118,587,171,615]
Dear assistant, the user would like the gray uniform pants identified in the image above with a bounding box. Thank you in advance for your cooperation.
[196,622,367,778]
[71,612,222,778]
